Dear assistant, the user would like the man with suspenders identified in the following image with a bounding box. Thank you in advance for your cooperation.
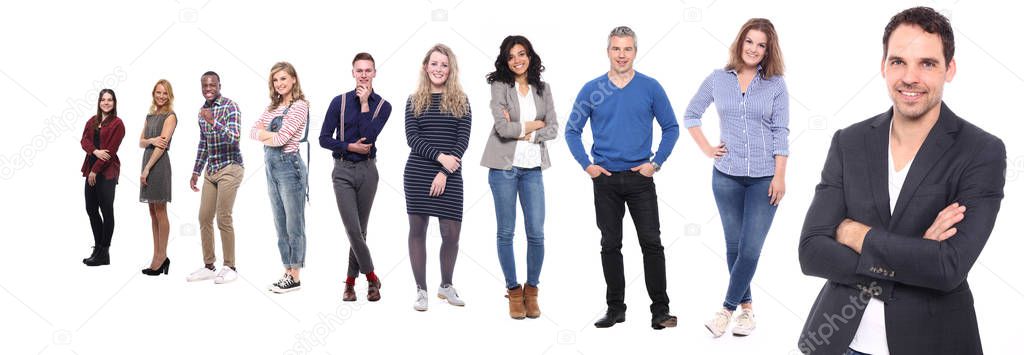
[319,53,393,302]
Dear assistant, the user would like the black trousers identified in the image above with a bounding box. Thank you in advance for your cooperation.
[593,171,669,315]
[85,176,116,248]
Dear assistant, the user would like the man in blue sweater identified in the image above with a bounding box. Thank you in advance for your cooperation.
[565,26,680,330]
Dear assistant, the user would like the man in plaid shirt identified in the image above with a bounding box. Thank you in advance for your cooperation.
[186,71,245,285]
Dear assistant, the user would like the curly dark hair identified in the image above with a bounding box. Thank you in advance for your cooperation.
[485,35,545,95]
[883,7,954,66]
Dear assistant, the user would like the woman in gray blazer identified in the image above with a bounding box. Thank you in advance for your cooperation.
[481,35,558,320]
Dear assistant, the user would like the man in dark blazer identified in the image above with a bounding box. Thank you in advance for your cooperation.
[797,7,1006,355]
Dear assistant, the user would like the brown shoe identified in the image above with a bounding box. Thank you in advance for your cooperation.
[343,283,357,302]
[524,284,541,319]
[367,279,381,302]
[507,285,526,319]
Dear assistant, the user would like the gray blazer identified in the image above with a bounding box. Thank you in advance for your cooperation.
[480,81,559,170]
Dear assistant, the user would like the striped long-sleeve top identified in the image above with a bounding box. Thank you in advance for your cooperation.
[249,100,309,153]
[193,96,243,176]
[683,68,789,177]
[403,93,472,221]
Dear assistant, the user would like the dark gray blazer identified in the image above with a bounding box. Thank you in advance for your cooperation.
[797,103,1005,354]
[479,81,559,170]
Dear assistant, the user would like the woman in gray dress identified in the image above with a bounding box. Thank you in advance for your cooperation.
[139,79,178,276]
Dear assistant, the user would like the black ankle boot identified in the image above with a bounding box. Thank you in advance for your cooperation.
[84,247,110,266]
[82,246,99,264]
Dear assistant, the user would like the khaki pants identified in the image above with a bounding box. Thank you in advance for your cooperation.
[199,163,243,267]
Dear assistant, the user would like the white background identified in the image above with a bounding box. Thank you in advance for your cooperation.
[2,0,1021,354]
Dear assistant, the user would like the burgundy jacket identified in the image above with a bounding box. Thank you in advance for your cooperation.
[80,116,125,181]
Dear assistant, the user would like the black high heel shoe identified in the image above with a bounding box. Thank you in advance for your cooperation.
[142,258,170,276]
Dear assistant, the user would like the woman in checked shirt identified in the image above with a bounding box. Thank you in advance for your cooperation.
[683,18,790,338]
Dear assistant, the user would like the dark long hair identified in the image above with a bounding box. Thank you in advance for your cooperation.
[90,89,118,130]
[485,35,545,95]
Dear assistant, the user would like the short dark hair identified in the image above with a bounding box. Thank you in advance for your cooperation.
[352,52,375,66]
[201,71,220,81]
[883,7,954,66]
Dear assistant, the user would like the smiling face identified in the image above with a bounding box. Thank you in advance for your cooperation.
[153,83,169,108]
[272,70,295,98]
[741,29,768,68]
[507,43,530,79]
[201,75,221,101]
[99,92,114,114]
[425,51,450,89]
[352,59,376,89]
[882,24,956,122]
[607,35,636,75]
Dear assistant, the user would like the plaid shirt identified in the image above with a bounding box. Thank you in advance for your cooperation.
[193,95,244,176]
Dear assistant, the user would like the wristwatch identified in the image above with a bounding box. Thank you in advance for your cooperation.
[651,162,661,172]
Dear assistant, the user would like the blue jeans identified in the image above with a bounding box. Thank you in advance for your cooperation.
[711,167,777,311]
[265,147,307,269]
[488,167,545,289]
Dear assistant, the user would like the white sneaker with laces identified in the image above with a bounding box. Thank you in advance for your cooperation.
[186,267,216,282]
[214,266,238,284]
[437,285,465,306]
[413,289,429,311]
[732,308,756,336]
[704,309,732,338]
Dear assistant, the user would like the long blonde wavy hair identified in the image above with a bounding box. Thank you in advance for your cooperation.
[411,44,468,118]
[149,79,174,115]
[267,61,307,111]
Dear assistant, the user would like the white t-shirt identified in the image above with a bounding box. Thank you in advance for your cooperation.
[512,83,543,168]
[850,124,914,355]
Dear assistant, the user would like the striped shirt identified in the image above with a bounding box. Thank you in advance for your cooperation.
[683,68,789,177]
[250,100,309,153]
[403,93,472,221]
[193,95,244,176]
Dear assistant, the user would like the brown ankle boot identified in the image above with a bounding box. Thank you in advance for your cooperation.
[524,284,541,319]
[506,286,526,319]
[343,283,357,302]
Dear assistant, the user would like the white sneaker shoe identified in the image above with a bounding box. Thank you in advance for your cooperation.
[732,308,756,336]
[186,266,216,282]
[214,266,238,284]
[413,289,429,312]
[437,285,465,306]
[704,309,733,338]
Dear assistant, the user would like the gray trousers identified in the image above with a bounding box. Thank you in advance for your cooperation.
[332,158,379,278]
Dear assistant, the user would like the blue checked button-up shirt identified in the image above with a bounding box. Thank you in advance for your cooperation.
[193,95,244,176]
[683,68,789,177]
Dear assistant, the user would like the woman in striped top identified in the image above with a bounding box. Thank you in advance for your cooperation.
[250,62,310,294]
[684,18,790,337]
[404,44,472,311]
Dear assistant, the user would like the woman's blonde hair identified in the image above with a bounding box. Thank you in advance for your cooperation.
[726,18,785,78]
[267,61,306,110]
[411,44,468,118]
[149,79,174,115]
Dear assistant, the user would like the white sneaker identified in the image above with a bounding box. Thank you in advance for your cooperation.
[732,308,756,336]
[437,285,465,306]
[186,266,216,282]
[214,266,238,284]
[413,289,429,312]
[704,309,733,338]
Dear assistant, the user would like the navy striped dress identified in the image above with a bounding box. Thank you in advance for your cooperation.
[403,93,472,221]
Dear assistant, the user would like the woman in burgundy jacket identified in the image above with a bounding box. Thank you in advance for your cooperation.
[80,89,125,266]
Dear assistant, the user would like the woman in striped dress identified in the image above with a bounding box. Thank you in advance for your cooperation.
[684,18,790,337]
[251,62,310,294]
[404,44,472,311]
